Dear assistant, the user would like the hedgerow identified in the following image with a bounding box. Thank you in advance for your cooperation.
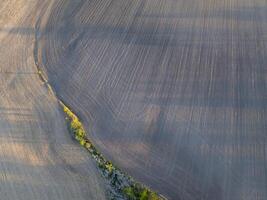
[61,102,164,200]
[34,36,164,200]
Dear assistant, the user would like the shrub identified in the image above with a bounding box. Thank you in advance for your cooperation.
[140,189,149,200]
[79,139,86,146]
[105,162,114,173]
[123,185,162,200]
[123,187,136,200]
[85,142,91,149]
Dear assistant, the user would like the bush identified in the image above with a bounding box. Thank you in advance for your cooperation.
[85,142,92,149]
[140,189,149,200]
[79,139,86,146]
[123,187,136,200]
[123,185,161,200]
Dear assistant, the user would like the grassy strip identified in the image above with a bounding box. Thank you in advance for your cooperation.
[60,102,164,200]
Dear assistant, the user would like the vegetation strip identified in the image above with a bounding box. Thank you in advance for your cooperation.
[34,25,164,199]
[35,61,165,199]
[60,101,165,200]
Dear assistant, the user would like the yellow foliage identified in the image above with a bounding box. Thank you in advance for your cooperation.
[71,118,82,130]
[106,163,114,173]
[85,142,92,149]
[80,139,86,146]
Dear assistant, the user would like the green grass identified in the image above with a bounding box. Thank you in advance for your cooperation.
[123,184,161,200]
